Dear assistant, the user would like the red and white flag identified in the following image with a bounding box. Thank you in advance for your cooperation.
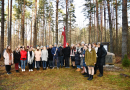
[62,26,66,48]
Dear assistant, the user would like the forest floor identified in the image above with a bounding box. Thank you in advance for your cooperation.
[0,56,130,90]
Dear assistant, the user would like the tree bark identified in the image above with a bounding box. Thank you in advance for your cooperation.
[104,0,106,42]
[55,0,59,44]
[33,0,37,48]
[107,0,113,53]
[96,0,99,42]
[122,0,128,59]
[116,0,118,54]
[1,0,4,56]
[66,0,68,43]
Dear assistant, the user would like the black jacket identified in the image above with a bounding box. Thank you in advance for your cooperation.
[97,44,107,65]
[13,51,21,63]
[75,48,80,65]
[48,48,53,61]
[63,46,70,57]
[58,46,64,56]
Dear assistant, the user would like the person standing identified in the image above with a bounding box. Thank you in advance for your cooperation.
[85,44,96,80]
[80,42,85,72]
[4,46,13,74]
[13,47,20,72]
[75,43,81,71]
[48,45,53,69]
[51,43,59,69]
[28,47,34,72]
[70,45,76,68]
[63,43,70,68]
[97,42,107,77]
[41,46,48,70]
[58,43,64,68]
[35,46,41,70]
[20,46,27,72]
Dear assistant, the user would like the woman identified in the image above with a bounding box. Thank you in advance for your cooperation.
[48,45,53,68]
[81,45,87,74]
[70,45,76,68]
[35,46,41,70]
[41,46,48,70]
[85,44,96,81]
[63,43,70,68]
[4,46,13,74]
[97,42,107,77]
[28,47,34,72]
[75,43,81,71]
[20,46,27,72]
[13,47,20,72]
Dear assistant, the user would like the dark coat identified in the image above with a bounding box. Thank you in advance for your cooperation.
[58,46,64,56]
[75,49,80,65]
[13,51,21,63]
[97,44,107,65]
[63,46,70,57]
[48,48,53,61]
[51,47,58,57]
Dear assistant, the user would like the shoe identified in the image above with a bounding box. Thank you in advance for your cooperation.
[98,74,103,77]
[29,69,31,72]
[52,67,54,69]
[88,75,93,81]
[7,72,11,75]
[16,70,19,73]
[82,73,86,75]
[84,73,89,77]
[57,67,59,69]
[76,68,81,71]
[61,66,63,68]
[31,69,33,71]
[24,69,25,71]
[22,69,24,72]
[87,75,91,80]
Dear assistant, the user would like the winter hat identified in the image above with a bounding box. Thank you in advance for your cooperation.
[66,43,69,46]
[54,43,57,45]
[27,46,29,48]
[20,46,22,48]
[81,41,85,44]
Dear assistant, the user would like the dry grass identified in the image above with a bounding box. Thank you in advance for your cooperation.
[0,59,130,90]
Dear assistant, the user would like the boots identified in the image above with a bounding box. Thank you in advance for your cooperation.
[88,75,93,81]
[76,68,81,71]
[98,73,103,77]
[84,73,89,77]
[87,74,91,80]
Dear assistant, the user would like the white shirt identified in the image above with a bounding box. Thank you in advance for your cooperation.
[89,49,91,52]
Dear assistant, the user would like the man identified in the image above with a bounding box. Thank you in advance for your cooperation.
[58,43,64,68]
[51,43,59,69]
[63,43,70,68]
[96,42,107,77]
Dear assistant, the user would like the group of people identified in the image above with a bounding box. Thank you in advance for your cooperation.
[3,41,107,81]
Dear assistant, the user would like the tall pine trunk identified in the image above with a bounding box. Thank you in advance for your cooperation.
[122,0,128,59]
[96,0,99,42]
[107,0,113,53]
[33,0,37,48]
[1,0,4,56]
[55,0,59,44]
[66,0,68,43]
[104,0,106,42]
[116,0,118,54]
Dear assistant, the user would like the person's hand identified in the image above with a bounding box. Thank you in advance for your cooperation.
[83,55,84,57]
[94,63,96,64]
[54,54,55,56]
[56,48,58,51]
[85,62,86,64]
[80,55,81,57]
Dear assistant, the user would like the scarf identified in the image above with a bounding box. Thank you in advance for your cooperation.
[8,53,12,65]
[70,49,75,56]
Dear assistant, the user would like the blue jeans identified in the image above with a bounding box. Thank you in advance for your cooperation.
[36,61,40,68]
[25,59,28,66]
[77,65,81,69]
[83,58,86,67]
[43,61,47,68]
[53,56,59,67]
[21,60,26,69]
[58,56,63,67]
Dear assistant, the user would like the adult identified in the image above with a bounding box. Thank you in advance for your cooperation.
[70,45,76,68]
[20,46,27,72]
[51,43,59,69]
[4,46,13,74]
[26,46,29,66]
[48,45,53,68]
[35,46,41,70]
[85,44,96,80]
[63,43,70,68]
[41,46,48,70]
[58,43,64,68]
[96,42,107,77]
[80,41,85,72]
[28,47,34,72]
[13,47,20,72]
[75,43,81,71]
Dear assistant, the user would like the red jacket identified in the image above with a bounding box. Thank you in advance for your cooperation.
[20,50,27,60]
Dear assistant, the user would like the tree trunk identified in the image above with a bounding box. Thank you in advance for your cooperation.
[122,0,128,59]
[65,0,68,43]
[55,0,59,44]
[116,0,118,54]
[33,0,37,48]
[96,0,99,42]
[8,0,12,46]
[8,0,9,46]
[30,20,32,46]
[70,13,71,45]
[100,2,103,42]
[104,0,106,42]
[107,0,113,53]
[1,0,4,56]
